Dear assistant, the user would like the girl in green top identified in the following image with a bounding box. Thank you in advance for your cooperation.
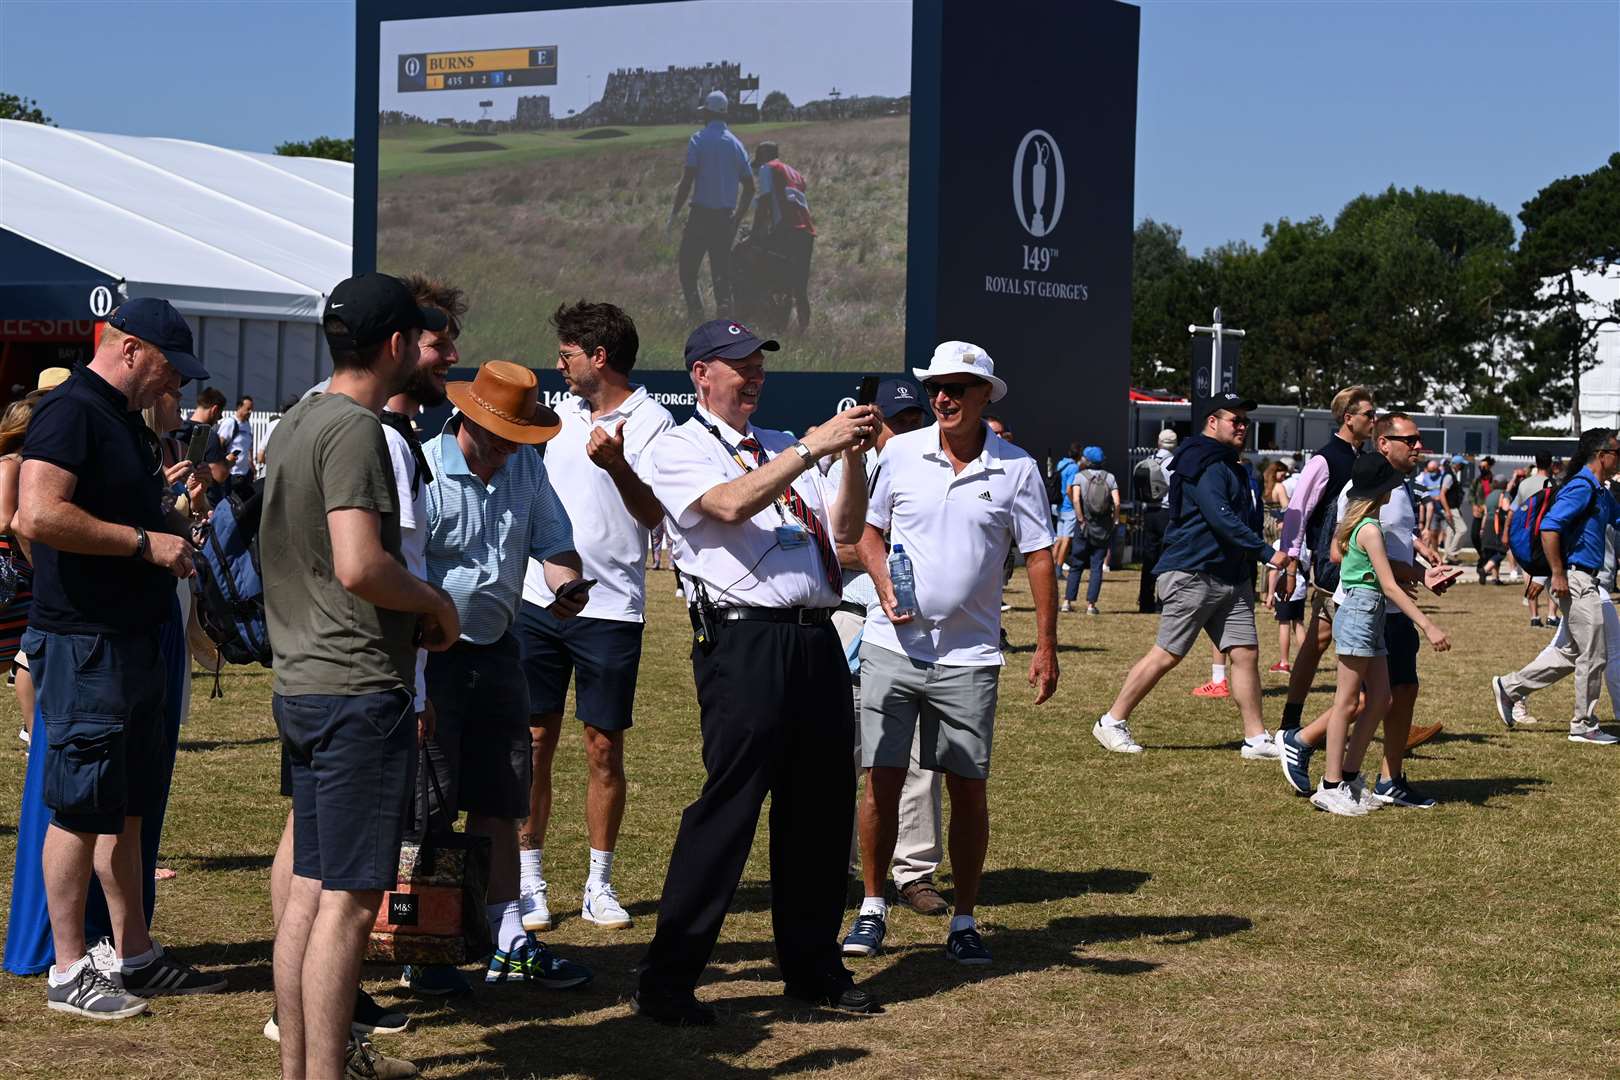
[1312,457,1451,817]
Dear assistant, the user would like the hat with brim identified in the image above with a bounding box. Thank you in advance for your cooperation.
[1346,453,1404,502]
[445,361,560,445]
[36,367,70,391]
[684,319,779,368]
[911,340,1007,402]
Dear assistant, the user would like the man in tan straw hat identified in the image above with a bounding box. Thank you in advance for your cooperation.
[409,360,595,994]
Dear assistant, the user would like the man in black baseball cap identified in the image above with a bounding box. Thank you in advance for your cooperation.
[323,272,448,352]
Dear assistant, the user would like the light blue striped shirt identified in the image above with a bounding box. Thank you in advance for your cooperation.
[685,121,751,210]
[424,425,575,644]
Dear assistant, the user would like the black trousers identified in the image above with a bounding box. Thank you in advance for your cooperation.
[639,618,855,1000]
[678,206,739,320]
[1137,508,1169,613]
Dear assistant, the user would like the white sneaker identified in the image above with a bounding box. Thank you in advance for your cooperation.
[1092,718,1144,754]
[1060,601,1073,614]
[1569,720,1620,745]
[520,881,552,932]
[1309,782,1368,817]
[18,726,28,745]
[1512,699,1539,725]
[1241,733,1281,760]
[580,883,633,929]
[86,937,121,982]
[1346,775,1383,812]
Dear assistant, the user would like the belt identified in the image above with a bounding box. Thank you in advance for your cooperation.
[1570,564,1600,575]
[714,605,834,625]
[837,600,868,617]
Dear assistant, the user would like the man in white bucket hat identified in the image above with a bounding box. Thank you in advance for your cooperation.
[841,340,1056,968]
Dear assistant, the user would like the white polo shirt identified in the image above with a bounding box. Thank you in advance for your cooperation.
[522,386,674,623]
[863,424,1054,667]
[644,405,843,609]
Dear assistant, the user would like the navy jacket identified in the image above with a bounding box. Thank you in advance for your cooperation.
[1156,434,1277,584]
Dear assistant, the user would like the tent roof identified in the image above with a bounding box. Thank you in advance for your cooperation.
[0,120,353,322]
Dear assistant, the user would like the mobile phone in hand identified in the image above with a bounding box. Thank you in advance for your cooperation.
[556,577,597,602]
[857,375,880,407]
[186,427,210,467]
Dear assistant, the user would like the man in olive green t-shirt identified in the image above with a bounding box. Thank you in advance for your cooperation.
[261,273,460,1080]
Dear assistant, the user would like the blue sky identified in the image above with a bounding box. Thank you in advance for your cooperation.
[2,0,1614,254]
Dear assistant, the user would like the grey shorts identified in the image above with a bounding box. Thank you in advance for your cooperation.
[1332,588,1388,657]
[1154,570,1259,657]
[1308,584,1338,623]
[859,641,999,780]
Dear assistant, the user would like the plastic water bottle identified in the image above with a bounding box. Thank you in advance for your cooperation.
[888,544,918,619]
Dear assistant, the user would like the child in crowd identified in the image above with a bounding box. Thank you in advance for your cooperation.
[1271,557,1307,674]
[1313,456,1451,816]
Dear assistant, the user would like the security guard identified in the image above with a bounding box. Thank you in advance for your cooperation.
[633,319,881,1025]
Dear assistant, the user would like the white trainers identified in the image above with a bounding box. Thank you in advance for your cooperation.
[519,882,552,932]
[1309,781,1369,817]
[1569,719,1620,745]
[580,883,633,929]
[1092,718,1144,754]
[1345,775,1382,812]
[1241,733,1281,760]
[1512,699,1539,725]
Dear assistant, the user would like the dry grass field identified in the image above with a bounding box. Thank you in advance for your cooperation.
[377,116,910,374]
[0,572,1616,1079]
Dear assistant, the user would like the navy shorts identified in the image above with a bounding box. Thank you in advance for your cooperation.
[24,627,167,836]
[516,601,643,732]
[420,634,532,829]
[275,689,415,891]
[1384,609,1420,688]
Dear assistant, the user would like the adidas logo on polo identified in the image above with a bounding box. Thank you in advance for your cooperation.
[978,491,992,501]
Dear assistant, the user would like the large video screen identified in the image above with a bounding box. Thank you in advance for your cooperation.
[375,1,913,372]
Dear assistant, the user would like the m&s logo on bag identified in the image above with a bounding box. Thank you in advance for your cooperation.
[387,892,419,926]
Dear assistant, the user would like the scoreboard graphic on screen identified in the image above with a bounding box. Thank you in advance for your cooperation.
[397,46,557,92]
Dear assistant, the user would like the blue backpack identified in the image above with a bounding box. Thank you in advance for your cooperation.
[1509,477,1598,577]
[191,482,270,690]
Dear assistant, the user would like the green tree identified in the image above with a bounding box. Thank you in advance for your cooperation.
[1129,219,1200,391]
[0,92,54,125]
[274,136,354,162]
[1506,153,1620,433]
[761,90,794,121]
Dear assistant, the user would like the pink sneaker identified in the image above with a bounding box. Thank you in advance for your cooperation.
[1267,662,1291,674]
[1191,680,1230,699]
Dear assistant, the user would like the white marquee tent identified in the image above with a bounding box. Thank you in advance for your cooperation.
[0,118,353,406]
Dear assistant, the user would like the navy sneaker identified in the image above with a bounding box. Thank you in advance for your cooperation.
[1277,727,1314,795]
[1371,774,1437,809]
[485,940,592,989]
[946,927,993,966]
[841,912,886,957]
[400,964,472,996]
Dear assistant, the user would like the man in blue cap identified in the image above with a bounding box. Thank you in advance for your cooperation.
[634,319,881,1024]
[824,379,949,916]
[667,91,754,321]
[16,298,224,1020]
[1064,445,1118,616]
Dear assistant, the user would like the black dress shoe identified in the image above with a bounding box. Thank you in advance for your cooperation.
[783,980,878,1014]
[631,990,717,1026]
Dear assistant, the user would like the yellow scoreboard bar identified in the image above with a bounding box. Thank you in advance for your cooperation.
[397,46,558,93]
[424,47,535,74]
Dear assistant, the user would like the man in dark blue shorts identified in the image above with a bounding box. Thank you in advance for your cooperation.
[18,298,221,1020]
[262,273,461,1079]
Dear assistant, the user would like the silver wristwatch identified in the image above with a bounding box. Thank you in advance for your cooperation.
[789,440,814,464]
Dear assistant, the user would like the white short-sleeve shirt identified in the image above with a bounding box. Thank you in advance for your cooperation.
[862,424,1054,666]
[523,386,674,623]
[643,405,843,609]
[383,421,428,711]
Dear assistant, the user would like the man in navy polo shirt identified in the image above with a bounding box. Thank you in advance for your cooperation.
[17,298,223,1020]
[667,90,754,321]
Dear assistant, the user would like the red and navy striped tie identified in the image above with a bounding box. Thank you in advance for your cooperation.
[739,436,843,600]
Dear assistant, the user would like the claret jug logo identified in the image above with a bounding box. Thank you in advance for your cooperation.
[1012,130,1065,239]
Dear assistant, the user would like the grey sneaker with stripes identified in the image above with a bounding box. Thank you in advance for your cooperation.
[46,957,149,1020]
[117,941,228,997]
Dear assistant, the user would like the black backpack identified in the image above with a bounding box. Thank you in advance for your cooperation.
[191,480,270,695]
[1310,485,1349,594]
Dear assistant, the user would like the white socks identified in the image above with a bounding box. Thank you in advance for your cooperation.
[520,848,544,894]
[586,848,614,892]
[1100,712,1123,728]
[860,896,888,918]
[950,914,976,934]
[487,900,526,955]
[1212,663,1227,683]
[49,955,88,984]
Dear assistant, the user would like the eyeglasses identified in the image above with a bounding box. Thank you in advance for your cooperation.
[1213,412,1250,427]
[1384,433,1423,447]
[922,380,977,400]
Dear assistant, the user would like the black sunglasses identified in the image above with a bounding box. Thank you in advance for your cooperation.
[1384,433,1423,446]
[922,380,977,399]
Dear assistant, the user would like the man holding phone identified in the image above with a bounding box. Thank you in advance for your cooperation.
[416,360,594,991]
[516,301,673,935]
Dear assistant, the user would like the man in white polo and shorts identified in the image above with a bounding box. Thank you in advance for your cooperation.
[840,341,1058,968]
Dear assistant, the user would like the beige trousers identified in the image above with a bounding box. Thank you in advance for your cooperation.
[1503,569,1607,720]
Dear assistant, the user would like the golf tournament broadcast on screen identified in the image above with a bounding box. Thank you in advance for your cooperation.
[375,0,913,372]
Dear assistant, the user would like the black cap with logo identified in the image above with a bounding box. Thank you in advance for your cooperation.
[323,273,447,353]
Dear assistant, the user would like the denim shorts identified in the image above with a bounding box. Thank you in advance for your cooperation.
[420,633,533,831]
[23,626,167,835]
[275,688,416,892]
[1332,589,1388,657]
